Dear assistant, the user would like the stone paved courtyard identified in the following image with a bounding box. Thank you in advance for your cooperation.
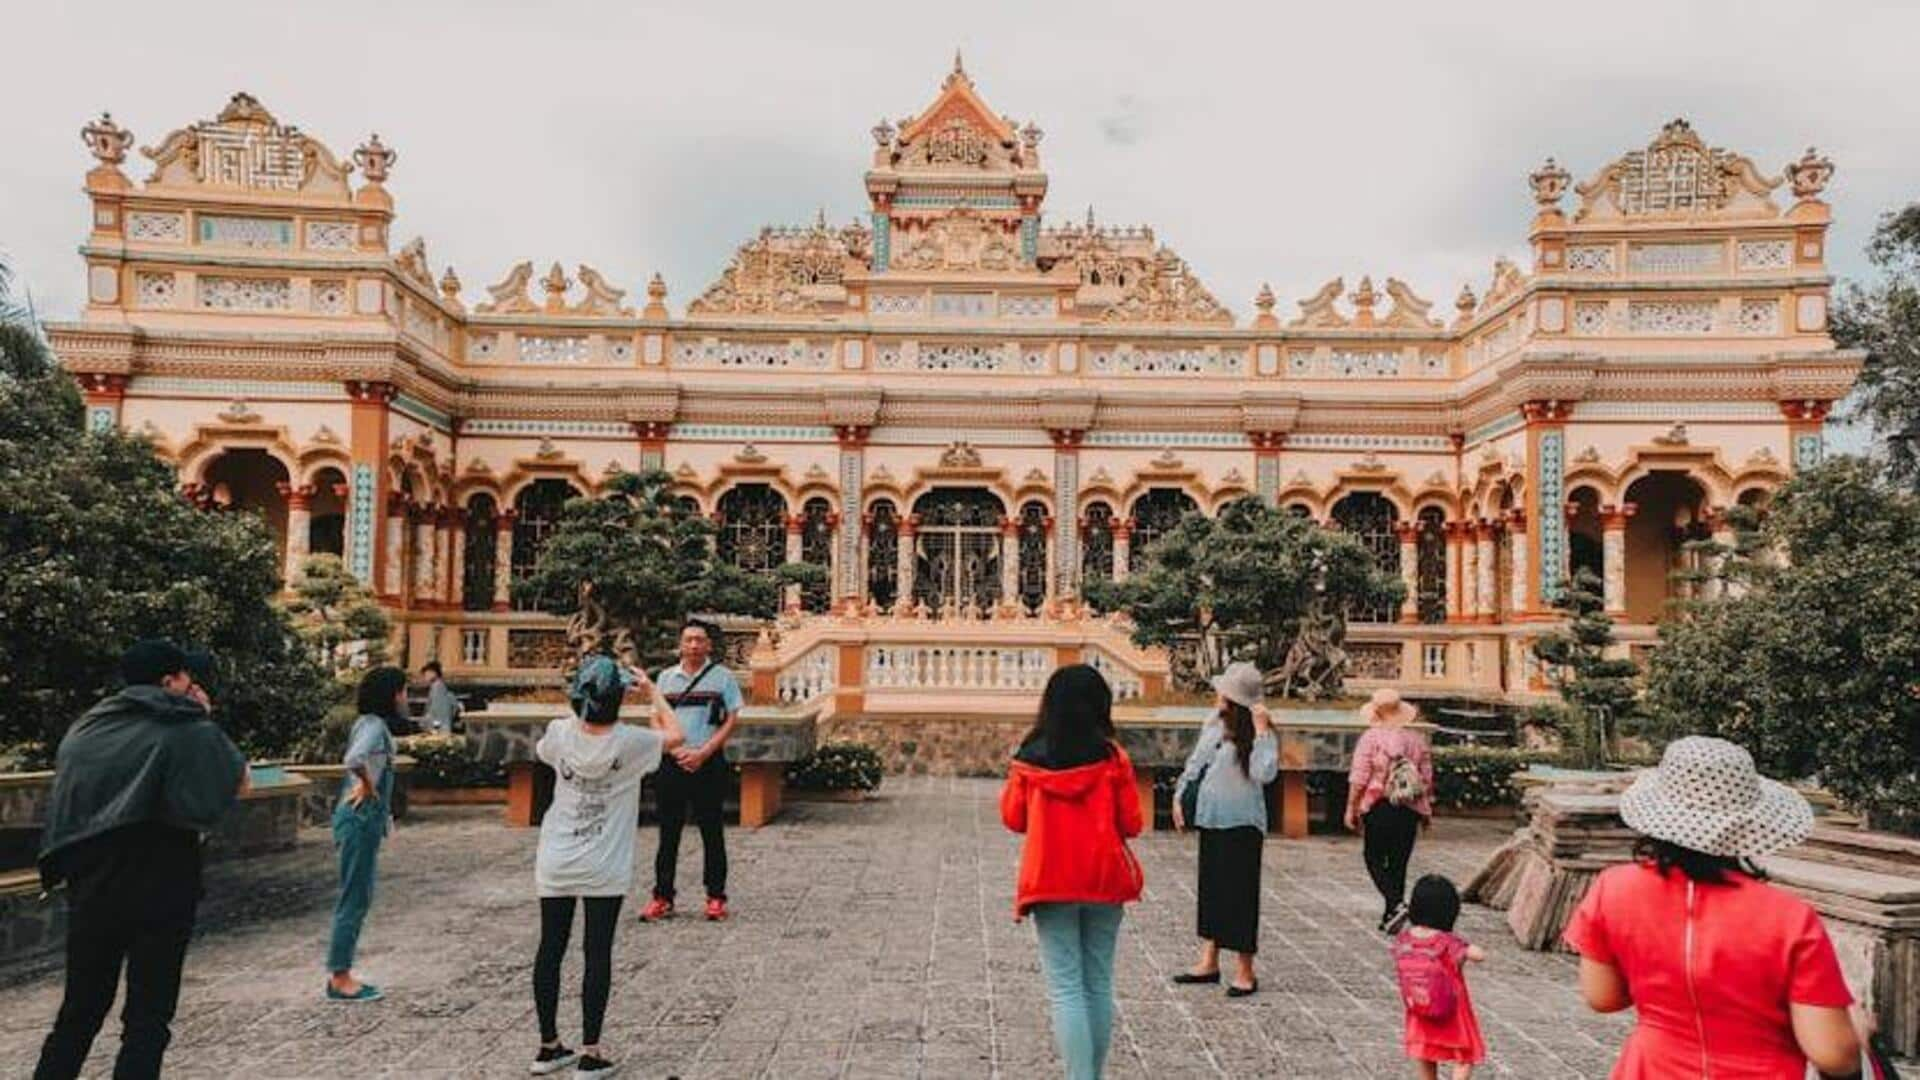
[0,778,1632,1078]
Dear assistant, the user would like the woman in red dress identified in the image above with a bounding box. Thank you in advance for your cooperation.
[1563,736,1868,1078]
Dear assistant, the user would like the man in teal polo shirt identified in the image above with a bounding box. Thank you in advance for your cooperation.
[639,619,743,922]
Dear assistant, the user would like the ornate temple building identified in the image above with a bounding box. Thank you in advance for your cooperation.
[50,60,1861,712]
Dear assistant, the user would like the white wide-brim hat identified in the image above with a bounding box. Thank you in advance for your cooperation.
[1619,735,1813,861]
[1210,661,1265,709]
[1360,687,1418,725]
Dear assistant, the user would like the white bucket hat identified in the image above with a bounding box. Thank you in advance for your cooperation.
[1210,661,1265,709]
[1360,687,1418,725]
[1619,736,1813,860]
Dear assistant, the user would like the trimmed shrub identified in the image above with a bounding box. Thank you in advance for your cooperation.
[395,733,506,789]
[1431,746,1562,810]
[787,742,884,792]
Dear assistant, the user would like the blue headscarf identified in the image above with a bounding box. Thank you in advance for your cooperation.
[568,655,631,725]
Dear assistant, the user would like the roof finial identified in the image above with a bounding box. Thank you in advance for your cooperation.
[954,48,965,76]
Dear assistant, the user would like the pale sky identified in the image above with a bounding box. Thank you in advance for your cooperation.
[4,0,1917,343]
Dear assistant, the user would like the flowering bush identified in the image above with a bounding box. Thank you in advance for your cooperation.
[787,741,884,792]
[1431,746,1561,810]
[396,733,507,789]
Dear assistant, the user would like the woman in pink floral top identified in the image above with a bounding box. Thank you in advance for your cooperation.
[1343,688,1435,932]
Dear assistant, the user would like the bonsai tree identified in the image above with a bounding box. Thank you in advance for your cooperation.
[283,553,392,683]
[1530,568,1642,766]
[513,468,823,670]
[0,267,329,761]
[1644,458,1920,828]
[1084,496,1403,699]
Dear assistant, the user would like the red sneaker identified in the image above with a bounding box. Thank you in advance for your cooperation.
[638,897,674,922]
[704,897,728,921]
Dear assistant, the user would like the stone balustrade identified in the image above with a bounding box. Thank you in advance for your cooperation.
[775,644,836,704]
[866,645,1052,692]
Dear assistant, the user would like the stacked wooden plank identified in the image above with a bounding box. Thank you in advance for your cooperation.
[1465,768,1641,951]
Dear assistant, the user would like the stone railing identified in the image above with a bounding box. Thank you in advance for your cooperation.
[866,645,1052,692]
[776,642,837,704]
[749,609,1170,716]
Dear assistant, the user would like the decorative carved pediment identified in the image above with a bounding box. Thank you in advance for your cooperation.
[312,425,340,444]
[691,215,863,316]
[1652,423,1690,446]
[1575,446,1602,464]
[1149,448,1184,469]
[140,93,352,198]
[1482,257,1526,311]
[869,464,898,486]
[1023,468,1050,485]
[395,237,433,290]
[476,261,537,314]
[1220,468,1248,486]
[879,54,1031,174]
[1352,452,1388,474]
[1748,445,1779,465]
[734,444,768,464]
[575,266,632,316]
[674,462,700,481]
[534,437,563,461]
[804,464,832,483]
[217,399,260,424]
[1099,247,1231,325]
[1381,278,1442,329]
[1574,119,1782,222]
[1424,470,1449,488]
[464,457,492,474]
[939,441,983,468]
[1290,278,1349,329]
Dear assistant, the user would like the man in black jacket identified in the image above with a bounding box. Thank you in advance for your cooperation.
[33,639,248,1080]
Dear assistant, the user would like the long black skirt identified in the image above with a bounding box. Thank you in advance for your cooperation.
[1196,825,1263,955]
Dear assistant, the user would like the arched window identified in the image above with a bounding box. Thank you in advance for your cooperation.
[1081,502,1115,585]
[463,494,499,612]
[1017,500,1050,613]
[1416,506,1448,624]
[866,500,899,611]
[1567,487,1604,587]
[1332,491,1398,623]
[910,488,1004,614]
[717,484,787,575]
[1129,488,1200,572]
[1284,502,1315,520]
[800,496,834,612]
[308,466,347,559]
[512,480,579,610]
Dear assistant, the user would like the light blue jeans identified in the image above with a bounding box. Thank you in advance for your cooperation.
[1032,902,1125,1080]
[326,801,384,972]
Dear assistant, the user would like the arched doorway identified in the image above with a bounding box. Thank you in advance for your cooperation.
[799,496,834,612]
[1567,486,1604,590]
[511,479,580,610]
[204,448,291,565]
[866,499,900,611]
[1415,505,1448,624]
[308,466,347,559]
[910,488,1005,614]
[1128,488,1200,572]
[1622,471,1709,623]
[1016,500,1050,614]
[1332,491,1398,623]
[463,494,499,612]
[716,484,787,575]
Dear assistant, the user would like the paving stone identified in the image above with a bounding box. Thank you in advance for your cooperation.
[0,777,1640,1076]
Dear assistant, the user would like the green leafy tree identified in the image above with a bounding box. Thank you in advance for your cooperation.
[1833,202,1920,484]
[1644,458,1920,826]
[1530,568,1642,766]
[283,553,392,687]
[0,280,329,761]
[1084,496,1404,698]
[514,469,823,669]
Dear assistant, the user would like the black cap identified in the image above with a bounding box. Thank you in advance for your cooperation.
[121,639,190,686]
[182,649,215,685]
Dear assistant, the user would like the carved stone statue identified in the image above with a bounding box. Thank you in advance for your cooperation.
[1290,278,1348,328]
[1274,599,1349,701]
[477,261,536,314]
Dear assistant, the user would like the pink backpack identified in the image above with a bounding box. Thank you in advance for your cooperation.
[1392,933,1457,1020]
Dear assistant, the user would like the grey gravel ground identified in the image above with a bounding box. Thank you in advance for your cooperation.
[0,776,1633,1078]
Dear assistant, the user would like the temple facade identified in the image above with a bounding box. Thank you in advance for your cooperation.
[49,61,1861,710]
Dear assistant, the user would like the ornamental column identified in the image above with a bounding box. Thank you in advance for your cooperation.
[1394,520,1420,624]
[999,516,1020,610]
[1521,400,1573,613]
[897,514,918,607]
[449,506,468,609]
[1600,503,1634,615]
[1251,431,1285,505]
[76,373,129,434]
[1459,523,1479,620]
[414,507,438,603]
[1047,428,1084,601]
[346,381,396,589]
[1475,520,1498,624]
[384,496,409,599]
[1506,509,1529,618]
[1112,520,1133,582]
[783,513,806,612]
[1781,400,1831,473]
[493,509,517,612]
[278,482,316,587]
[834,425,870,609]
[1444,521,1468,622]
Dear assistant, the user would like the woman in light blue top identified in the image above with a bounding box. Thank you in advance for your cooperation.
[325,665,405,1003]
[1170,661,1279,997]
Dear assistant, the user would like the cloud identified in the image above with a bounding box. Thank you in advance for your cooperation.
[1097,94,1150,146]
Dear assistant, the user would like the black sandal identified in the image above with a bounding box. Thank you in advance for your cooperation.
[1171,970,1221,985]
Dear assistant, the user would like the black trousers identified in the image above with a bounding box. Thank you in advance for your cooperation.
[1196,826,1263,955]
[1362,802,1421,918]
[35,831,201,1080]
[652,753,727,901]
[533,895,623,1047]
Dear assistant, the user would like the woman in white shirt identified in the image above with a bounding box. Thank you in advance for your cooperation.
[529,655,682,1077]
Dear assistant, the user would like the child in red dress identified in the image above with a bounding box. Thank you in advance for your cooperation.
[1394,875,1487,1079]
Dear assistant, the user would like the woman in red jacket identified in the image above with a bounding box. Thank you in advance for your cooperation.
[1001,664,1145,1080]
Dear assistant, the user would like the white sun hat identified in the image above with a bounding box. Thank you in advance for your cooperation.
[1210,661,1265,709]
[1359,687,1418,726]
[1619,736,1813,861]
